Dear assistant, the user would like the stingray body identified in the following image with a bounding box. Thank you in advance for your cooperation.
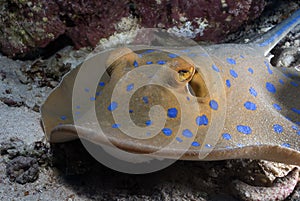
[41,9,300,165]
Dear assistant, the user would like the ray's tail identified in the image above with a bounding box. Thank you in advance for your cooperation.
[252,8,300,56]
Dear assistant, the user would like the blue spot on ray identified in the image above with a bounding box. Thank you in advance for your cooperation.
[222,133,232,140]
[273,124,283,133]
[133,60,139,67]
[196,115,209,126]
[273,103,282,111]
[142,96,149,104]
[60,116,67,120]
[146,61,153,64]
[291,81,299,87]
[226,79,231,88]
[282,143,291,148]
[162,128,172,136]
[230,69,238,78]
[168,108,178,118]
[266,82,276,93]
[249,87,257,97]
[279,79,284,85]
[126,83,134,91]
[237,125,252,134]
[108,102,118,111]
[145,120,152,126]
[176,137,183,142]
[168,53,178,58]
[191,141,200,147]
[157,60,167,65]
[90,97,96,101]
[209,100,218,110]
[205,144,212,148]
[248,68,254,74]
[226,58,236,65]
[291,108,300,115]
[212,64,220,72]
[99,82,105,87]
[292,125,298,130]
[244,101,257,111]
[182,129,193,138]
[143,49,155,54]
[112,124,120,128]
[264,61,273,74]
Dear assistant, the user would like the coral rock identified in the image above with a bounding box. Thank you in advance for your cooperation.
[0,0,66,58]
[0,0,266,58]
[134,0,266,41]
[56,0,130,48]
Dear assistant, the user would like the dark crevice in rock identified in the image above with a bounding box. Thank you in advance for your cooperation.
[19,34,74,60]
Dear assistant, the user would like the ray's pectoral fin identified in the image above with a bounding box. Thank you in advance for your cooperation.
[275,67,300,124]
[41,66,79,142]
[41,48,137,142]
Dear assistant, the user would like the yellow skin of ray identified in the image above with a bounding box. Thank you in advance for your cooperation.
[41,45,300,166]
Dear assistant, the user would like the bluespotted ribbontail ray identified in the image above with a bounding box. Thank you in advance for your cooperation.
[41,9,300,166]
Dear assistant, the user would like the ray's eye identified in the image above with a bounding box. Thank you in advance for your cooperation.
[178,69,193,82]
[170,57,208,98]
